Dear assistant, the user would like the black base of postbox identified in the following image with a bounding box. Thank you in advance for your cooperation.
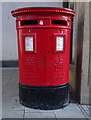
[19,83,69,110]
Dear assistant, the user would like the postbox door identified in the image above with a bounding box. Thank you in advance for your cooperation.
[44,29,70,86]
[19,28,47,86]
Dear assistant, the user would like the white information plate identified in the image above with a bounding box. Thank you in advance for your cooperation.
[56,36,64,51]
[25,36,33,51]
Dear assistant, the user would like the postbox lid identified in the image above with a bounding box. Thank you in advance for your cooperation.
[11,7,75,17]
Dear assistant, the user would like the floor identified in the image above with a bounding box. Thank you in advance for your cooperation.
[2,68,90,119]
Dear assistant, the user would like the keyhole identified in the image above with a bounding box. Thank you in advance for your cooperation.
[40,51,42,53]
[28,29,30,32]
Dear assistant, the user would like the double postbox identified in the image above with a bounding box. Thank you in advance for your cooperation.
[11,7,75,109]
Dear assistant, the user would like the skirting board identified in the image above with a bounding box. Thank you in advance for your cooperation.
[1,60,18,67]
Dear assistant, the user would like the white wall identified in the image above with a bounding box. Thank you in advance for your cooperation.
[0,2,2,61]
[2,2,63,60]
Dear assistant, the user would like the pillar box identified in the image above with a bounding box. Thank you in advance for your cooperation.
[11,7,75,109]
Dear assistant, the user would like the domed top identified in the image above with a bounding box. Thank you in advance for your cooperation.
[11,7,75,17]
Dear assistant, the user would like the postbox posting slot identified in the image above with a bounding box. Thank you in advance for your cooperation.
[52,20,67,26]
[53,33,65,53]
[21,20,38,25]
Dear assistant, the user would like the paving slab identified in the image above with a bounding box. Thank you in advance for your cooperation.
[77,104,90,118]
[2,78,9,91]
[54,103,86,118]
[2,68,15,94]
[25,107,54,113]
[2,110,24,118]
[2,68,15,79]
[24,112,56,118]
[2,96,24,112]
[3,83,19,96]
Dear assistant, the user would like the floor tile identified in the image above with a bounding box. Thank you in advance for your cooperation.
[81,105,90,111]
[0,68,2,79]
[24,112,55,118]
[78,105,90,118]
[54,103,86,118]
[8,70,19,85]
[63,103,80,111]
[2,68,15,93]
[2,78,9,91]
[25,107,54,113]
[3,82,19,96]
[2,96,24,112]
[2,110,24,118]
[2,68,14,79]
[11,70,19,77]
[8,77,19,85]
[53,103,79,113]
[55,110,85,118]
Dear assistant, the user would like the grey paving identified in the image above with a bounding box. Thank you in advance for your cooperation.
[25,107,54,113]
[24,112,55,118]
[2,68,90,119]
[54,105,85,118]
[2,96,24,112]
[3,111,24,118]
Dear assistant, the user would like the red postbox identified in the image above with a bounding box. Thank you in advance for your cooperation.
[11,7,75,109]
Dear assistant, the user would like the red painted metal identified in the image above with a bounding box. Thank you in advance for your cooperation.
[11,7,75,86]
